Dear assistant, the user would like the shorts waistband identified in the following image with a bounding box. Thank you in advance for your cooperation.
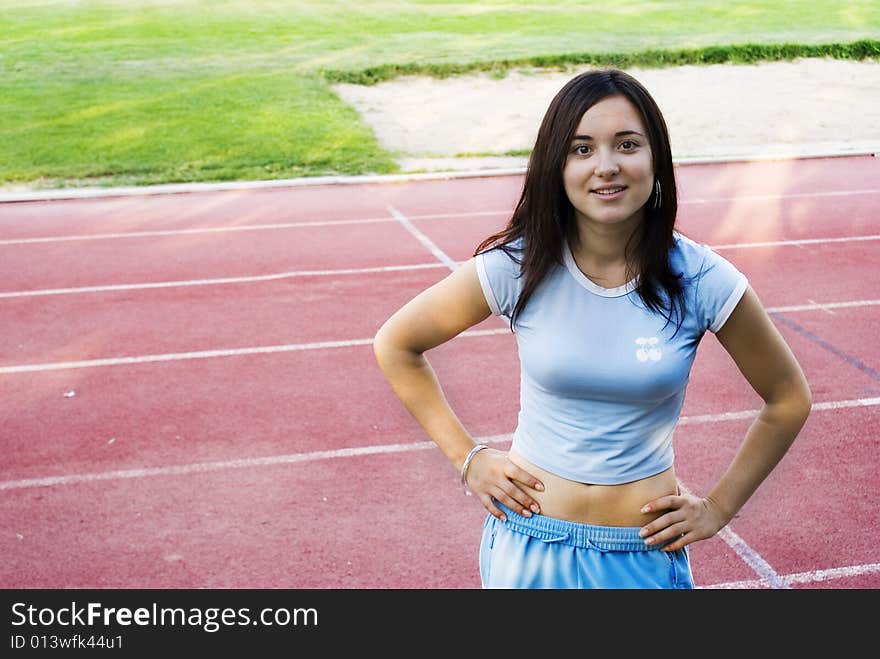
[495,502,663,552]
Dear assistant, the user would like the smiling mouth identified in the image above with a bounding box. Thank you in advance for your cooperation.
[591,186,627,196]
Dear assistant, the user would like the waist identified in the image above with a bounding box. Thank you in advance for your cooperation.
[508,448,678,527]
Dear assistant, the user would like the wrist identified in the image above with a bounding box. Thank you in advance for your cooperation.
[704,494,736,525]
[459,444,489,495]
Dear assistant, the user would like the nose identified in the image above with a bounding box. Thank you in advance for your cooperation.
[595,147,620,177]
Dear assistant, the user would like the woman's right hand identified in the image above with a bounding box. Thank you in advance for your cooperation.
[464,448,545,520]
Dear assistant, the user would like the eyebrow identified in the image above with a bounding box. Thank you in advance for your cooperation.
[571,130,644,141]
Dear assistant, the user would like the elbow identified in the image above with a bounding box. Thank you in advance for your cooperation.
[796,384,813,424]
[764,375,812,429]
[372,320,413,370]
[785,378,813,427]
[373,315,428,376]
[373,322,391,367]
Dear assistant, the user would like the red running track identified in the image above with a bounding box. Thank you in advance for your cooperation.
[1,154,879,588]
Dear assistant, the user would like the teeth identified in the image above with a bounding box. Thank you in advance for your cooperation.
[594,187,624,195]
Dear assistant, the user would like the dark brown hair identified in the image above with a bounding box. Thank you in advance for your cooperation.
[474,68,684,332]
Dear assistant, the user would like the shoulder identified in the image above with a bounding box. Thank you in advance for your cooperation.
[476,235,526,257]
[671,233,749,332]
[475,236,526,273]
[474,236,527,318]
[669,231,738,280]
[669,232,711,274]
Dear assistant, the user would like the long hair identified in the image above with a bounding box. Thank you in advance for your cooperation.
[474,68,684,333]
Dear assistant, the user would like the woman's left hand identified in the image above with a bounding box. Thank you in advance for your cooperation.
[637,493,729,551]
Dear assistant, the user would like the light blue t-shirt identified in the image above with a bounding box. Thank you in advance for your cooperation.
[475,232,748,485]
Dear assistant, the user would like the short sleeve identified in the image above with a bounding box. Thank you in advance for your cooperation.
[696,248,749,333]
[474,241,524,319]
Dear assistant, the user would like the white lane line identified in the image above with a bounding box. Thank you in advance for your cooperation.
[783,562,880,585]
[0,434,512,492]
[0,210,507,246]
[0,440,442,491]
[678,397,880,427]
[705,562,880,589]
[711,234,880,250]
[0,263,448,299]
[2,187,877,246]
[1,396,876,492]
[387,205,459,271]
[766,299,880,313]
[0,338,371,374]
[717,527,789,589]
[2,290,879,372]
[809,397,880,411]
[3,233,879,297]
[0,328,512,374]
[807,298,837,316]
[407,210,508,220]
[682,188,880,204]
[0,217,393,245]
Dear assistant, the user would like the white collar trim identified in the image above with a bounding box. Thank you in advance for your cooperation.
[563,241,639,298]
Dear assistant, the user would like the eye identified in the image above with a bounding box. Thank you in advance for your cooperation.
[572,144,592,156]
[619,139,639,151]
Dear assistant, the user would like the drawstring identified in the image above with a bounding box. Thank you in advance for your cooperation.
[541,532,570,543]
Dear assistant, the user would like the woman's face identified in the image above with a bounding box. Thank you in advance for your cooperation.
[562,94,654,231]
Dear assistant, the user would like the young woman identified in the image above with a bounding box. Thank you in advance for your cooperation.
[373,69,812,588]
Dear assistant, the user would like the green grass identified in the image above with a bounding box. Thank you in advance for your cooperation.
[2,71,393,186]
[327,40,880,84]
[1,1,878,188]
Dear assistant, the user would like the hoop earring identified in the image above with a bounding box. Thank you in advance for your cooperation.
[652,179,662,209]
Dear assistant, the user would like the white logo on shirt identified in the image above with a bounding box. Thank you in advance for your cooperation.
[635,337,662,362]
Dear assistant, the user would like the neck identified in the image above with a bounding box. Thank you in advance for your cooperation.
[570,213,642,269]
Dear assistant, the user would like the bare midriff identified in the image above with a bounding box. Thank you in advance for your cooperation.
[508,448,678,527]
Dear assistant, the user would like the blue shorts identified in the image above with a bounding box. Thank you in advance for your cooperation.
[480,502,694,589]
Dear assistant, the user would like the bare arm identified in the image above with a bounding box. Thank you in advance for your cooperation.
[373,257,543,519]
[640,286,812,550]
[701,286,812,519]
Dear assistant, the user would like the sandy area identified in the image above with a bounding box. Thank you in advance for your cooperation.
[334,58,880,172]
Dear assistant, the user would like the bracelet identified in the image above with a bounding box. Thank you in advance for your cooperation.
[459,444,489,495]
